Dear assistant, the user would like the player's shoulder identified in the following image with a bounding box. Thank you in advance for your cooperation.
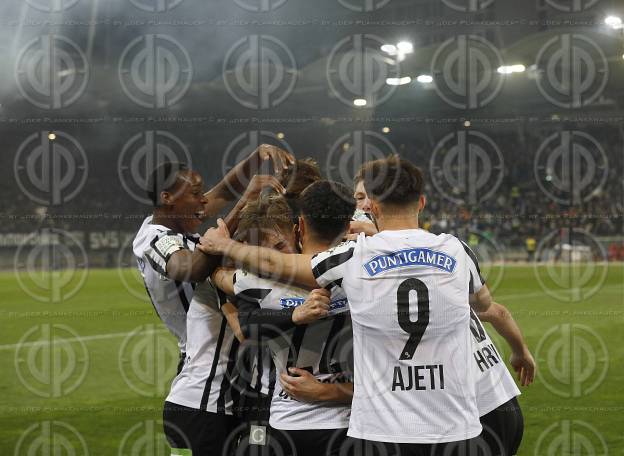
[311,240,357,267]
[133,216,184,256]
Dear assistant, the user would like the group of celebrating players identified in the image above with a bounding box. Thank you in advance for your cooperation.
[132,145,536,456]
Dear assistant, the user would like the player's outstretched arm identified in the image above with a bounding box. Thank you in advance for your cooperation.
[478,302,536,386]
[280,368,353,404]
[198,219,318,289]
[202,144,294,217]
[469,283,492,313]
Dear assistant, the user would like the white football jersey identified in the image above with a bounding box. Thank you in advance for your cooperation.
[235,270,352,431]
[166,280,239,414]
[312,230,482,444]
[133,216,199,352]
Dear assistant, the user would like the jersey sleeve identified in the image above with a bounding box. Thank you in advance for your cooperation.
[144,231,187,278]
[459,239,485,294]
[311,240,356,289]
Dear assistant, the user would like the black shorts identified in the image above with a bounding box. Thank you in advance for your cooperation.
[230,386,273,456]
[163,401,238,455]
[345,435,489,456]
[269,427,348,456]
[479,396,524,455]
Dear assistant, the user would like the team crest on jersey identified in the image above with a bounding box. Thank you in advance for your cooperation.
[363,248,457,276]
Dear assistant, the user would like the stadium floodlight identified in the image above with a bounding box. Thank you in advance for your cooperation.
[48,132,56,140]
[353,98,367,107]
[464,121,471,128]
[605,15,623,29]
[386,76,412,86]
[497,64,526,74]
[381,44,397,54]
[396,41,414,54]
[276,132,285,139]
[382,127,390,133]
[416,74,433,84]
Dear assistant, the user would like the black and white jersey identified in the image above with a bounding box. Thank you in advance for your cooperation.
[132,216,199,352]
[312,230,481,444]
[235,270,352,431]
[166,280,239,414]
[463,244,520,416]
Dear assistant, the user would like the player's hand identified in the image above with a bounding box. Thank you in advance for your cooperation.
[252,144,295,174]
[292,289,330,325]
[510,347,536,387]
[198,218,231,255]
[280,368,323,403]
[349,220,377,236]
[242,174,286,201]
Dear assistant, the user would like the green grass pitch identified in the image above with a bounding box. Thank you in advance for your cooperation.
[1,264,622,455]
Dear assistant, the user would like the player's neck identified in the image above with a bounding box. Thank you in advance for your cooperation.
[376,214,420,232]
[300,236,331,255]
[152,209,183,233]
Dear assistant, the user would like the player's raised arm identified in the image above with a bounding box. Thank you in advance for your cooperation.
[198,218,318,289]
[202,144,294,217]
[478,302,536,386]
[280,368,353,404]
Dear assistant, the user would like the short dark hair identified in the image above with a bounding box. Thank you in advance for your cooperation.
[147,162,188,206]
[298,180,355,242]
[356,155,424,206]
[278,158,322,224]
[236,195,293,245]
